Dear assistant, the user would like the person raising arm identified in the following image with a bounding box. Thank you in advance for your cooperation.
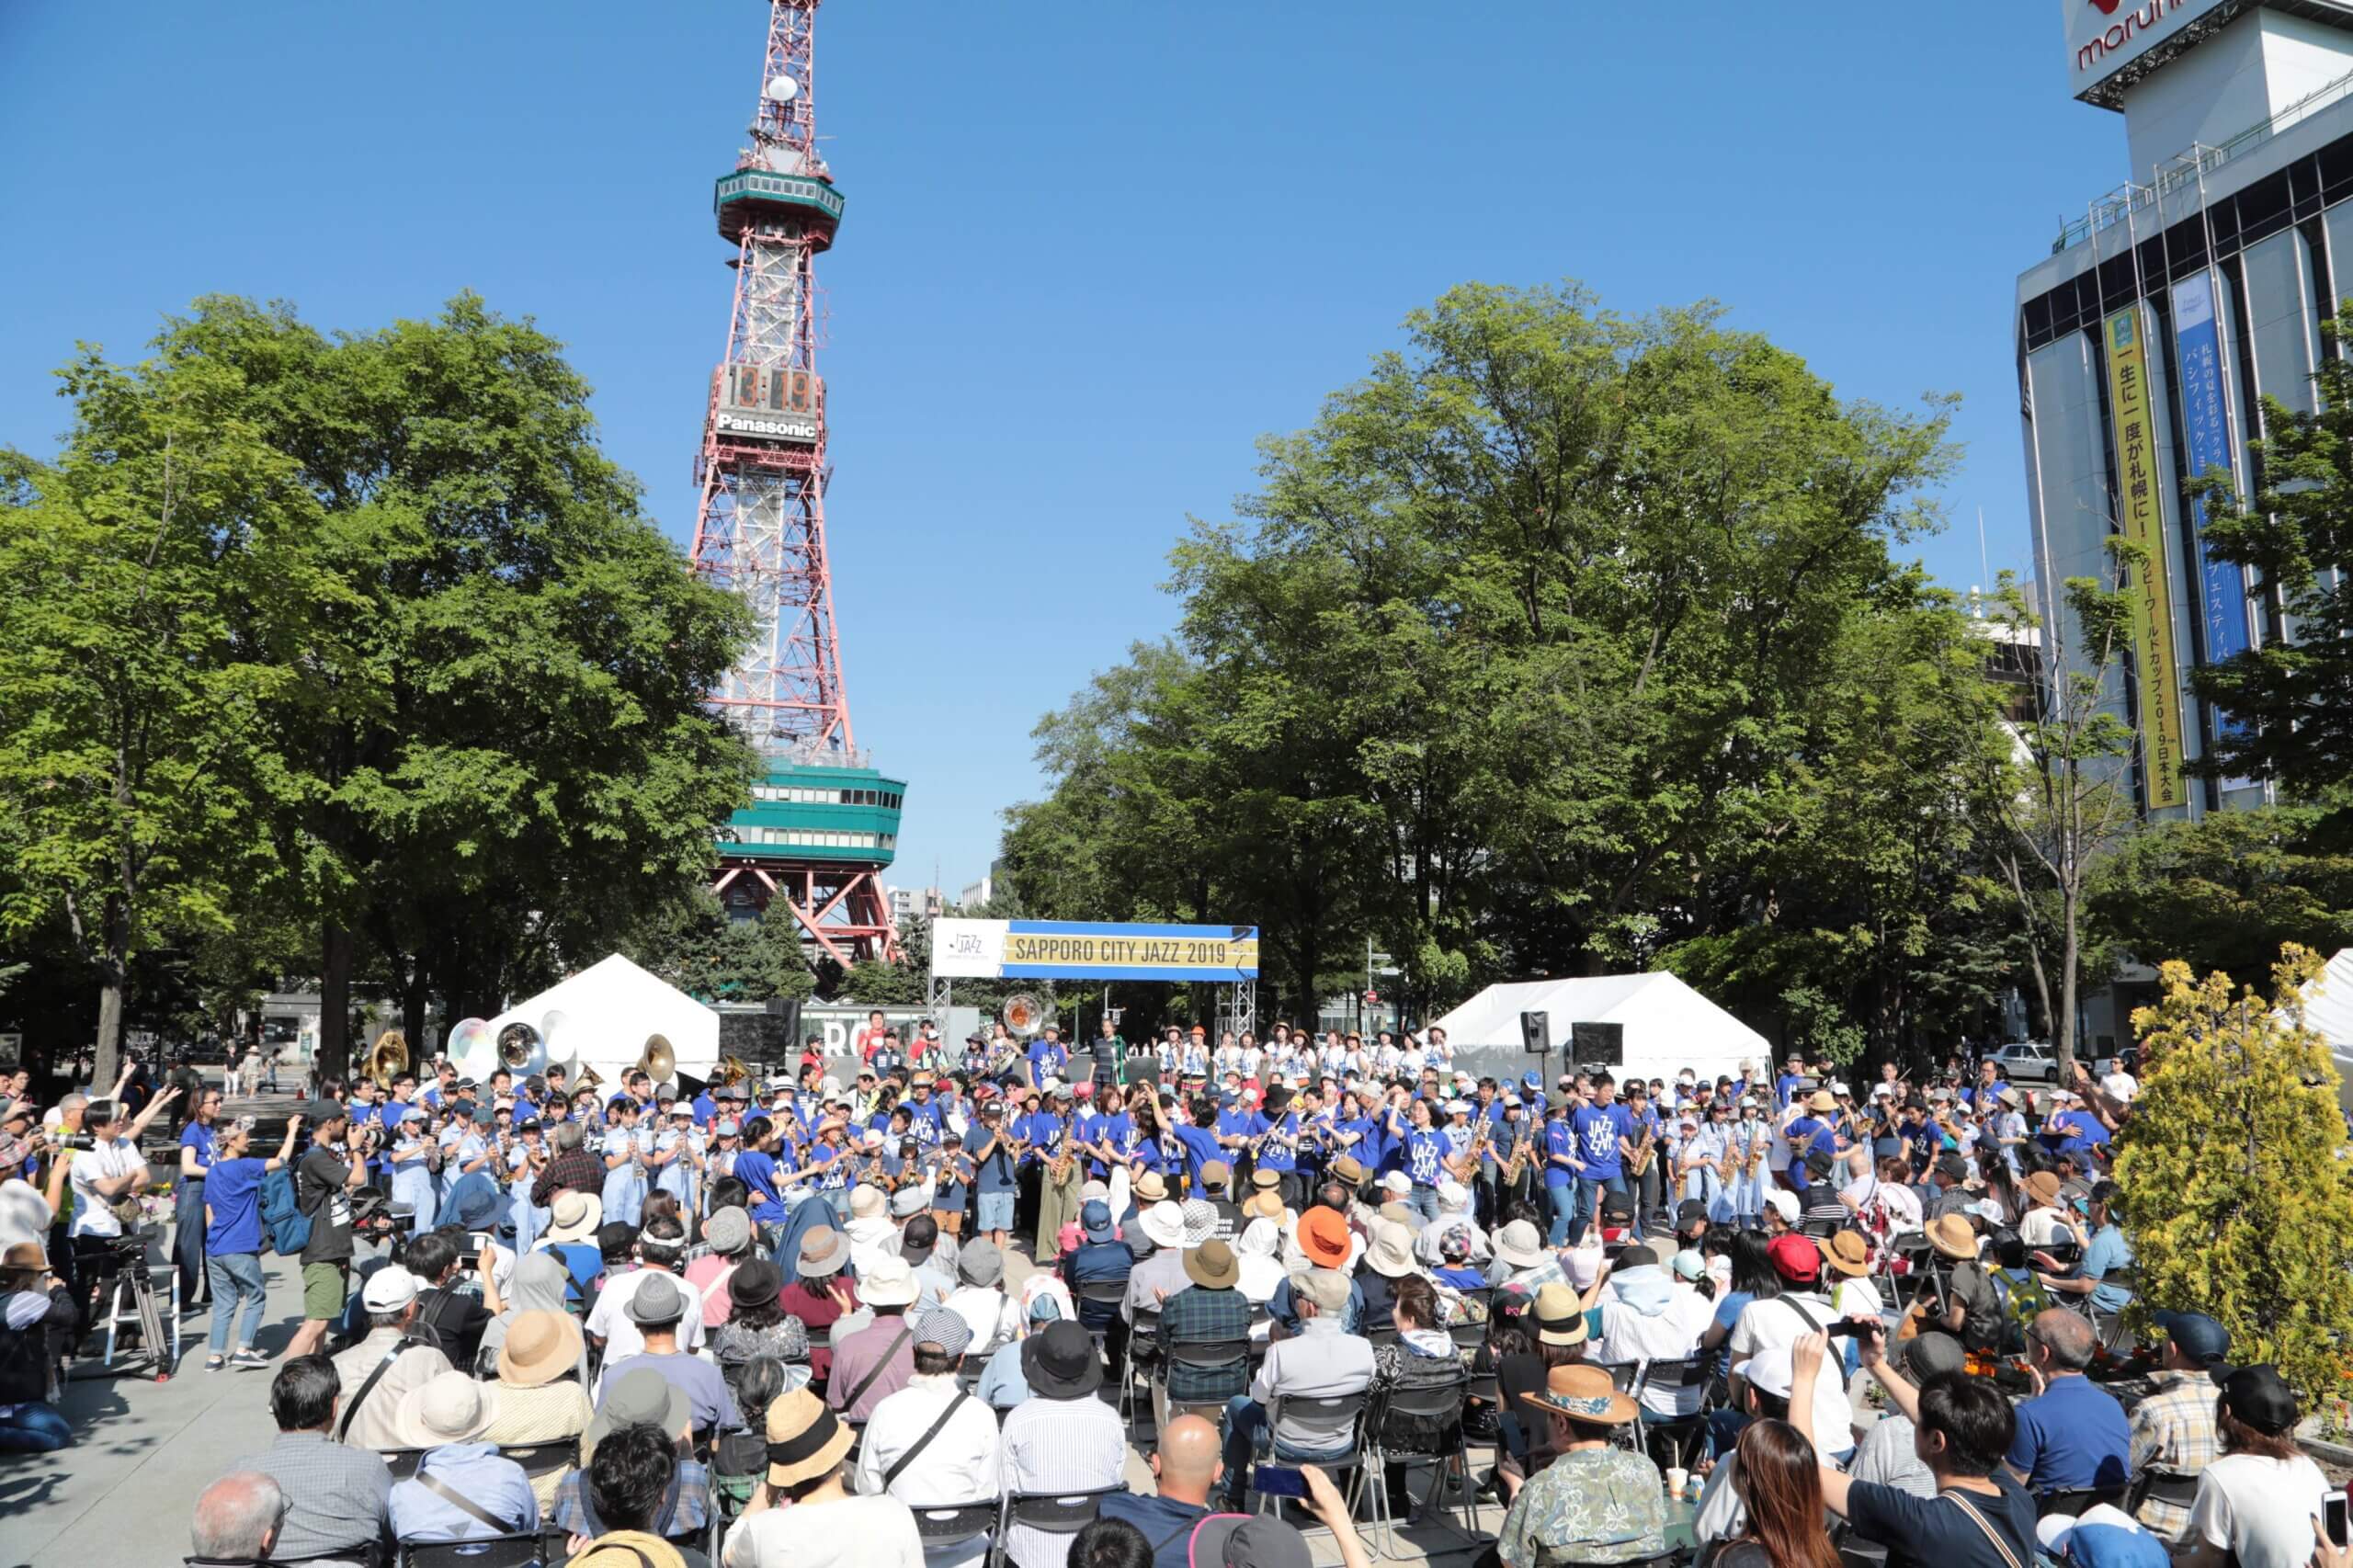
[1785,1326,2038,1568]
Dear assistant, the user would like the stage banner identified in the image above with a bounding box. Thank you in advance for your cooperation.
[2104,307,2189,810]
[931,918,1259,982]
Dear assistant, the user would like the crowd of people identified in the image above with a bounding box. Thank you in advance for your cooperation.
[0,1024,2343,1568]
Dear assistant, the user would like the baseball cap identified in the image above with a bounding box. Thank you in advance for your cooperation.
[2038,1506,2169,1568]
[1743,1341,1796,1401]
[1766,1233,1821,1284]
[2219,1364,2299,1435]
[2151,1311,2230,1369]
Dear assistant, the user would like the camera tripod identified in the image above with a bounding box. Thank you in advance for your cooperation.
[82,1230,180,1381]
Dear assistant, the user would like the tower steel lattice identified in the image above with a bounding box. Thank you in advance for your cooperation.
[693,0,903,966]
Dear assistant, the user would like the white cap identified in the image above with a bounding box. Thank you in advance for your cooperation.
[1381,1171,1412,1195]
[1764,1190,1801,1225]
[1744,1341,1795,1400]
[1831,1082,1850,1096]
[2100,1072,2138,1103]
[361,1265,421,1313]
[860,1128,883,1147]
[1871,1084,1894,1098]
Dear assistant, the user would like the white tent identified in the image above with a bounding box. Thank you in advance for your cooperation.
[1430,971,1771,1087]
[2291,947,2353,1111]
[485,954,719,1090]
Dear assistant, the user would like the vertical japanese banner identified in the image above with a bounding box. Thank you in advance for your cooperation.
[2103,308,2188,810]
[2168,273,2252,661]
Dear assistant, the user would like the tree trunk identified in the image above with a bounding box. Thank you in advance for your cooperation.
[90,888,132,1089]
[401,964,428,1053]
[319,920,355,1085]
[2057,886,2081,1085]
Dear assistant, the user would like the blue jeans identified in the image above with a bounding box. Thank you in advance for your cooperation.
[1221,1396,1354,1505]
[1544,1182,1575,1246]
[1571,1174,1627,1245]
[0,1403,72,1452]
[1405,1186,1440,1223]
[207,1252,267,1354]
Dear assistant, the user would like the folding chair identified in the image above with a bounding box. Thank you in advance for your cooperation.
[1448,1290,1494,1352]
[1630,1358,1711,1471]
[1254,1392,1369,1528]
[985,1485,1126,1568]
[1076,1279,1129,1372]
[396,1528,563,1568]
[1161,1339,1249,1433]
[1124,1308,1162,1429]
[958,1351,990,1393]
[381,1447,433,1483]
[1354,1377,1479,1556]
[1362,1322,1402,1352]
[907,1499,999,1554]
[1593,1361,1646,1453]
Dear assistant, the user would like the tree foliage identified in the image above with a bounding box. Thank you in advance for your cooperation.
[621,890,813,1006]
[2190,304,2353,807]
[1006,281,2007,1052]
[2111,946,2353,1403]
[0,295,756,1076]
[2088,799,2353,983]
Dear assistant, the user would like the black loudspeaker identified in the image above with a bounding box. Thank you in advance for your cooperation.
[764,996,803,1042]
[1571,1021,1624,1068]
[1519,1010,1551,1054]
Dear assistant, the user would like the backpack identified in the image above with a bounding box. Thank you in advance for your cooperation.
[260,1165,312,1256]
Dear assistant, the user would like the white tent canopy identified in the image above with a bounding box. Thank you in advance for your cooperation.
[1430,971,1771,1087]
[485,953,720,1091]
[2292,947,2353,1111]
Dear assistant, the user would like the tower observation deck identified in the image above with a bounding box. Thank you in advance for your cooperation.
[692,1,902,965]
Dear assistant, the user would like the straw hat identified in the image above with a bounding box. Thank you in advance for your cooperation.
[1251,1168,1281,1191]
[1531,1282,1589,1347]
[2024,1170,2063,1208]
[1529,1362,1638,1426]
[849,1184,887,1220]
[795,1228,850,1278]
[495,1309,584,1389]
[1241,1188,1286,1222]
[763,1387,854,1487]
[1807,1090,1837,1112]
[1817,1231,1872,1278]
[1133,1171,1170,1204]
[1927,1212,1980,1261]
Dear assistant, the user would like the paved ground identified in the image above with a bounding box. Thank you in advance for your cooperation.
[3,1082,1506,1568]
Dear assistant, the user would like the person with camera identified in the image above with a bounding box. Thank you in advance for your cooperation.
[284,1101,373,1362]
[404,1228,504,1370]
[55,1089,176,1343]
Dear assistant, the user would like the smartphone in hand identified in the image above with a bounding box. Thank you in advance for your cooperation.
[1253,1466,1310,1499]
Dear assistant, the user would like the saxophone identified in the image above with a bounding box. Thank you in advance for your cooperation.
[1503,1122,1531,1187]
[1628,1119,1657,1176]
[1747,1122,1769,1179]
[1048,1117,1078,1186]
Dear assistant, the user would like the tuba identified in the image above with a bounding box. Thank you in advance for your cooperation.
[1001,994,1047,1037]
[363,1029,410,1090]
[496,1019,547,1078]
[635,1033,677,1091]
[716,1054,751,1089]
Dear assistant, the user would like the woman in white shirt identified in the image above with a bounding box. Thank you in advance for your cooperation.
[2184,1364,2331,1568]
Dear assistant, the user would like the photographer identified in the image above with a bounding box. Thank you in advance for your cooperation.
[404,1229,502,1369]
[284,1101,370,1362]
[0,1237,78,1452]
[56,1091,177,1340]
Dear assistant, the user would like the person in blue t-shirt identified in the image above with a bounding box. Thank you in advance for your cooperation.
[199,1112,302,1370]
[932,1131,972,1235]
[1166,1098,1225,1199]
[1027,1026,1069,1089]
[1784,1090,1838,1198]
[1541,1106,1584,1245]
[970,1099,1022,1247]
[1569,1074,1632,1245]
[730,1118,790,1233]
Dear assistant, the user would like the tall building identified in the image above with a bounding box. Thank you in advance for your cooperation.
[2019,0,2353,818]
[690,1,904,965]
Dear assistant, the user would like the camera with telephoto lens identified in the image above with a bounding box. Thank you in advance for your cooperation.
[55,1131,98,1153]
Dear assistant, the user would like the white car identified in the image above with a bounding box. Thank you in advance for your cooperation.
[1986,1040,2061,1084]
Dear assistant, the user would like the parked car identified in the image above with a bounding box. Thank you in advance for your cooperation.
[1986,1039,2060,1084]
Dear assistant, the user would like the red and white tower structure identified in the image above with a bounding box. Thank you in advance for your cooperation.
[693,0,904,964]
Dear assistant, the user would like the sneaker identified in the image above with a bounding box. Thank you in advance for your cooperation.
[202,1354,225,1372]
[229,1349,270,1370]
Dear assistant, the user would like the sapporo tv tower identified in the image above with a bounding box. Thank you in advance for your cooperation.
[692,0,903,965]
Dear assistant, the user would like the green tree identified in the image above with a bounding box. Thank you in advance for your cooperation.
[1959,576,2140,1081]
[622,891,813,1006]
[1007,280,1983,1043]
[2112,946,2353,1403]
[2189,304,2353,805]
[0,336,333,1084]
[2088,799,2353,983]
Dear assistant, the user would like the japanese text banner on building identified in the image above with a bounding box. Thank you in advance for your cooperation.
[2169,273,2251,665]
[2103,307,2188,811]
[930,919,1260,981]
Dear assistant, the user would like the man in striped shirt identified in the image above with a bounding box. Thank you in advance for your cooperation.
[997,1321,1125,1568]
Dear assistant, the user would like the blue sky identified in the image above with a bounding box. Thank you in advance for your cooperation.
[0,4,2138,895]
